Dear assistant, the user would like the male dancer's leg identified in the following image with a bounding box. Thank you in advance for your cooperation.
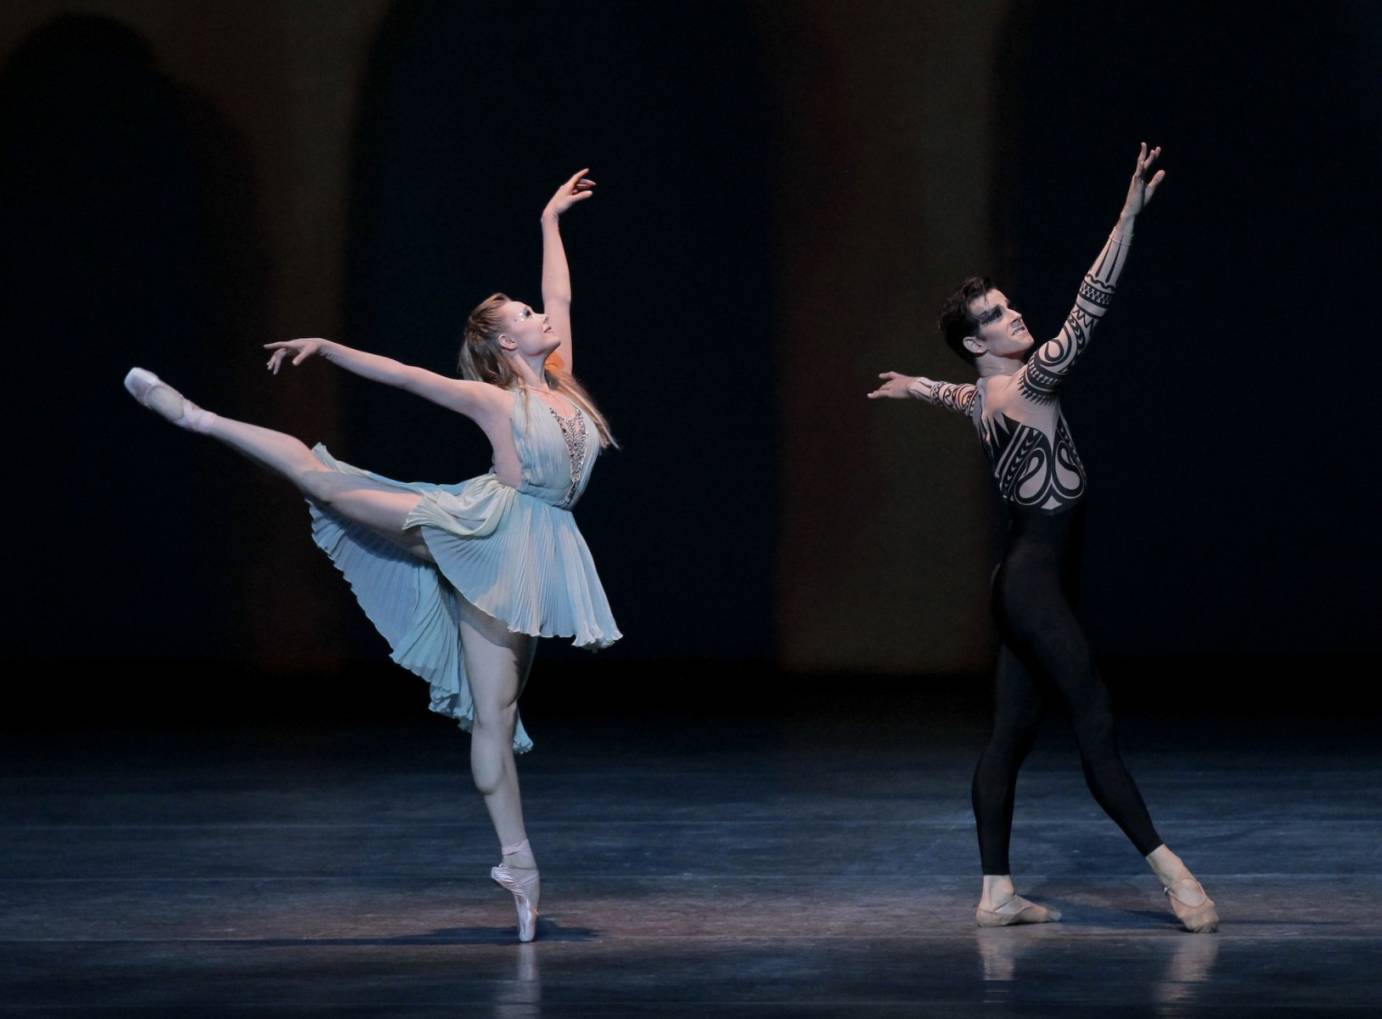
[998,551,1161,856]
[972,645,1045,874]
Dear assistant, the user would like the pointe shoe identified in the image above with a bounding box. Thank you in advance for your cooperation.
[976,893,1062,928]
[491,862,540,943]
[123,367,214,432]
[1164,876,1218,933]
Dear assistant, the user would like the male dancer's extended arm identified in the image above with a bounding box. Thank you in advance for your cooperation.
[907,377,978,415]
[1017,143,1164,404]
[868,371,976,415]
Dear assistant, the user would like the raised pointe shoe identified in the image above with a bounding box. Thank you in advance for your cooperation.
[1164,876,1218,933]
[976,893,1062,928]
[123,368,214,432]
[491,862,540,943]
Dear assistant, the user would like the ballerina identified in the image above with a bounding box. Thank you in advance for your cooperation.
[870,144,1217,933]
[125,169,621,942]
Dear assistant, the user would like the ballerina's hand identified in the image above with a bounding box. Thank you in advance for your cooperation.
[264,338,327,374]
[543,168,596,218]
[868,371,921,399]
[1122,141,1165,217]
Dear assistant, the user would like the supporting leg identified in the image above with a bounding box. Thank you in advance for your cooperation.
[971,647,1060,925]
[459,597,541,941]
[461,598,537,855]
[972,645,1045,877]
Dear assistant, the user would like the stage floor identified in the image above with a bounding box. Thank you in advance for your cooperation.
[2,704,1378,1015]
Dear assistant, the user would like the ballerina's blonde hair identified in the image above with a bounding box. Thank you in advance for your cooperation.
[459,292,617,449]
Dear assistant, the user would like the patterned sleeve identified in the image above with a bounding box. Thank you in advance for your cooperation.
[1015,221,1134,404]
[909,379,977,416]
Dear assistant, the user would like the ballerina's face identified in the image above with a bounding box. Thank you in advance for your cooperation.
[964,289,1032,360]
[498,301,558,358]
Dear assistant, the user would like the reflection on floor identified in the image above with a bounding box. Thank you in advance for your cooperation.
[2,703,1378,1015]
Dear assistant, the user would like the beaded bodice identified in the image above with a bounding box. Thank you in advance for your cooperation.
[546,405,590,507]
[508,390,598,510]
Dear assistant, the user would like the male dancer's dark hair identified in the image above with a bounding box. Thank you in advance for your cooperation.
[937,274,992,364]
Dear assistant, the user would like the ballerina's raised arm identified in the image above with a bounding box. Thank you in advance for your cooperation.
[540,168,595,374]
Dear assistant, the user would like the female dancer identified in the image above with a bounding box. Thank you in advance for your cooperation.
[869,144,1218,933]
[124,169,620,942]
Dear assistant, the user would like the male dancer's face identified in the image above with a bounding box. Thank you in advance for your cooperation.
[965,289,1032,361]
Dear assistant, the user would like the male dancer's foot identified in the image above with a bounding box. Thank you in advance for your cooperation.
[123,368,217,432]
[976,875,1061,927]
[1148,845,1218,933]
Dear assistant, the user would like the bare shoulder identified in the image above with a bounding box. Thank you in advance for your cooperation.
[978,373,1016,407]
[977,373,1030,423]
[468,380,517,421]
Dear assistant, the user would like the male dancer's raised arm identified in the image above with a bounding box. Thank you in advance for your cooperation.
[1015,142,1163,403]
[869,143,1163,415]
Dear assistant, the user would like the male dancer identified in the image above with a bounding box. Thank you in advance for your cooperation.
[869,144,1217,932]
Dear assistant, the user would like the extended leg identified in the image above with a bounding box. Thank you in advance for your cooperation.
[125,368,430,559]
[1147,845,1219,933]
[1017,617,1161,857]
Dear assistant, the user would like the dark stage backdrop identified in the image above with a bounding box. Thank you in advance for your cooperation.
[759,1,1006,674]
[337,1,776,664]
[0,1,1374,723]
[990,3,1378,658]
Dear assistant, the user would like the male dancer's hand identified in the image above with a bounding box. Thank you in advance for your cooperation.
[868,371,924,399]
[1121,142,1165,218]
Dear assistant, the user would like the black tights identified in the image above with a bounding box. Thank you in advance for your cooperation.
[972,507,1162,875]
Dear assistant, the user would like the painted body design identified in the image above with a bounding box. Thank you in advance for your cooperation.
[878,145,1217,932]
[912,217,1164,876]
[922,224,1132,513]
[978,410,1087,510]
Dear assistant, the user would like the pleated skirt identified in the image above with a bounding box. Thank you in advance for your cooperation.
[306,444,621,752]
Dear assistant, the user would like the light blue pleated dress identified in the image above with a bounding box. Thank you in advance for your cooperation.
[306,389,621,752]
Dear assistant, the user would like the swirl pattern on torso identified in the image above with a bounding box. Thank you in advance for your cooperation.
[977,408,1086,511]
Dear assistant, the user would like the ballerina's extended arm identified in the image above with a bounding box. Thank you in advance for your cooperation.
[540,169,596,374]
[263,338,509,421]
[1014,142,1165,405]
